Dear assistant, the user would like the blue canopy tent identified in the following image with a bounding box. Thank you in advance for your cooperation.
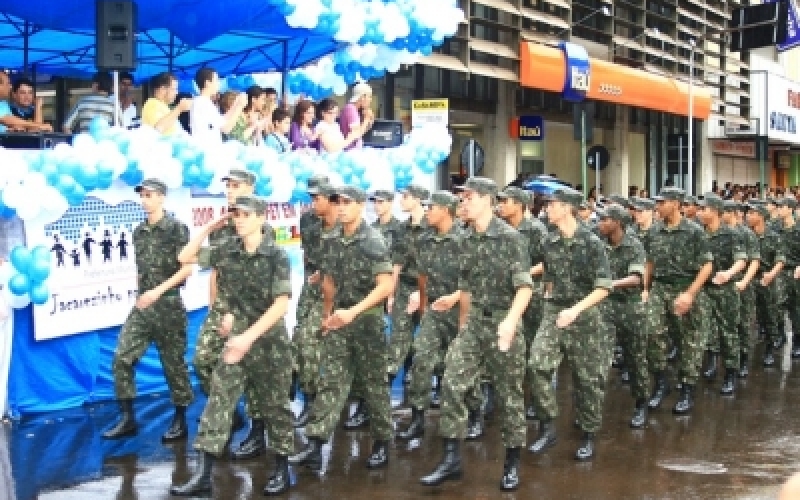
[0,0,341,83]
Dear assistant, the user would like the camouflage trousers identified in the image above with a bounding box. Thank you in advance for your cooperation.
[705,284,741,370]
[531,302,609,433]
[738,285,756,354]
[755,277,785,345]
[522,298,544,387]
[407,307,483,412]
[194,325,294,457]
[112,295,193,406]
[439,308,526,448]
[193,305,264,419]
[387,282,419,376]
[783,271,800,339]
[646,283,710,385]
[293,279,324,395]
[601,297,650,401]
[305,310,392,441]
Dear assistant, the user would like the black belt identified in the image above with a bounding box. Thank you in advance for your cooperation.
[335,299,360,309]
[654,277,694,287]
[470,307,505,318]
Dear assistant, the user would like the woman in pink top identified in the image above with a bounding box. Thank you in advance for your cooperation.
[315,98,364,153]
[289,99,319,152]
[339,82,375,151]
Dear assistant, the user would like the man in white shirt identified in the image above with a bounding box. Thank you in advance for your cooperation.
[190,68,246,144]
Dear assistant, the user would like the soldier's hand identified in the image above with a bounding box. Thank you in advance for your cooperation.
[324,308,356,330]
[641,289,649,303]
[761,273,773,287]
[431,294,457,312]
[223,335,253,364]
[387,295,394,314]
[135,289,161,309]
[406,292,419,314]
[712,270,731,285]
[735,281,747,292]
[220,313,234,336]
[207,213,231,233]
[308,271,320,285]
[673,292,694,316]
[497,319,516,352]
[555,308,579,329]
[794,266,800,280]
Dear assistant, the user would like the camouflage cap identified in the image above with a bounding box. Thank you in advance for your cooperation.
[765,197,778,205]
[497,186,531,205]
[653,186,685,202]
[334,185,367,202]
[630,197,655,210]
[456,177,499,197]
[428,190,459,211]
[307,174,331,194]
[722,199,740,212]
[777,197,798,209]
[683,195,699,205]
[369,189,395,202]
[747,203,769,218]
[608,194,632,209]
[548,187,584,208]
[232,195,267,214]
[697,193,724,211]
[597,204,631,225]
[134,178,167,195]
[221,168,256,185]
[400,184,430,201]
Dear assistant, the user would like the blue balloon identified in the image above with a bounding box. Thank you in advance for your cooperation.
[197,164,214,188]
[88,116,110,139]
[10,246,32,273]
[30,283,50,305]
[55,174,78,195]
[255,181,273,197]
[66,184,87,206]
[0,200,16,219]
[27,257,51,285]
[119,166,144,186]
[30,245,51,263]
[75,164,99,191]
[9,273,31,296]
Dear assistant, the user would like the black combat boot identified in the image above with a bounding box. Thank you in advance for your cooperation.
[739,352,749,378]
[528,419,557,454]
[420,438,462,486]
[764,343,776,367]
[500,447,521,491]
[481,383,495,418]
[162,405,188,442]
[366,439,390,469]
[465,409,484,440]
[575,432,595,461]
[702,350,719,380]
[263,454,290,495]
[403,355,414,384]
[293,393,314,428]
[630,398,648,429]
[648,372,670,409]
[343,398,370,430]
[792,335,800,359]
[231,418,266,459]
[288,436,323,472]
[720,368,737,395]
[102,399,138,439]
[672,384,695,414]
[396,407,425,440]
[430,376,441,408]
[525,404,537,421]
[170,451,214,496]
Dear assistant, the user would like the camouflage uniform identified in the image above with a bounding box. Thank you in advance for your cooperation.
[305,214,394,441]
[439,212,531,448]
[194,198,294,457]
[779,219,800,345]
[753,219,787,346]
[700,196,746,371]
[530,215,613,433]
[735,219,760,355]
[645,205,712,387]
[112,208,193,406]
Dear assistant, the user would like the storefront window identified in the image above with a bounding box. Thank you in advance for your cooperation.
[394,67,415,133]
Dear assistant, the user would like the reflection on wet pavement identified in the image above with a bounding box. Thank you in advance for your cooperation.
[7,341,800,500]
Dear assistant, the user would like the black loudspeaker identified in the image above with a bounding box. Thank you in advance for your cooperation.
[0,133,73,149]
[95,1,138,70]
[363,119,403,149]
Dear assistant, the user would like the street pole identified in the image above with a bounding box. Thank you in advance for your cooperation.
[595,152,601,197]
[687,42,694,195]
[759,136,766,198]
[581,106,588,198]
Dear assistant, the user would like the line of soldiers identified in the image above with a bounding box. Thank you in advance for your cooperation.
[97,171,800,496]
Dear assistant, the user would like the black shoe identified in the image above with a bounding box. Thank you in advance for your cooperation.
[289,371,299,402]
[525,405,537,421]
[667,346,678,362]
[396,407,424,440]
[231,418,266,459]
[481,383,495,418]
[764,345,776,367]
[102,399,138,439]
[430,377,441,408]
[366,440,389,469]
[620,370,631,384]
[612,345,623,368]
[162,405,188,442]
[465,410,484,440]
[500,447,521,491]
[630,399,648,429]
[343,399,370,430]
[232,408,247,433]
[575,432,595,461]
[264,454,290,496]
[288,437,323,472]
[703,351,719,380]
[648,372,670,409]
[672,384,695,415]
[792,336,800,359]
[293,393,314,428]
[528,419,557,454]
[170,451,214,496]
[403,355,414,384]
[720,369,736,395]
[739,352,749,378]
[420,438,462,486]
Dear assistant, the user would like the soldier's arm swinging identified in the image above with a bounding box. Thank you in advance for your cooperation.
[458,291,470,330]
[737,259,760,289]
[418,274,428,315]
[322,274,335,319]
[351,272,394,317]
[686,262,713,297]
[136,264,194,310]
[209,269,218,305]
[530,263,544,277]
[612,273,642,290]
[223,294,290,364]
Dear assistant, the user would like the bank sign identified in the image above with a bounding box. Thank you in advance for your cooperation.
[759,73,800,145]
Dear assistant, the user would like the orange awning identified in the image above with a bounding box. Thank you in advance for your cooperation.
[520,42,712,120]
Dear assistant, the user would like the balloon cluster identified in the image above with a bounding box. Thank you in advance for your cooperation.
[7,245,52,306]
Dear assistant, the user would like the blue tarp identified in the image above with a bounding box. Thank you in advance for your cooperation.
[0,1,340,81]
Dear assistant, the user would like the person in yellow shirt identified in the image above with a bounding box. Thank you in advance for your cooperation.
[141,72,192,136]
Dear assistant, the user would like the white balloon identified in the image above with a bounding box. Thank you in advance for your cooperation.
[22,172,48,192]
[15,198,42,221]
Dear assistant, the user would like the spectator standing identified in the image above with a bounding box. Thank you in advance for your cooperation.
[264,109,292,153]
[316,98,364,153]
[289,99,319,152]
[339,82,374,151]
[6,76,52,132]
[113,72,139,129]
[141,72,191,136]
[63,72,123,133]
[190,68,246,144]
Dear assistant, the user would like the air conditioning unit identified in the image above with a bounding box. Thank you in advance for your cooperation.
[724,118,758,138]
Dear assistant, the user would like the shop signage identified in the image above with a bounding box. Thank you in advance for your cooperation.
[755,72,800,145]
[518,115,544,141]
[710,140,756,159]
[411,98,449,128]
[559,41,591,102]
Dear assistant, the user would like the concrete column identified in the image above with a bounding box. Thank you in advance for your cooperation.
[485,80,516,186]
[603,105,630,196]
[698,121,714,193]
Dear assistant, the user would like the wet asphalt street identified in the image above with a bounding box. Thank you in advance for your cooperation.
[6,338,800,500]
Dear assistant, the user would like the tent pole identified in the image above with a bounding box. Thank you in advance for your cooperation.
[23,21,30,72]
[281,39,288,104]
[169,34,175,73]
